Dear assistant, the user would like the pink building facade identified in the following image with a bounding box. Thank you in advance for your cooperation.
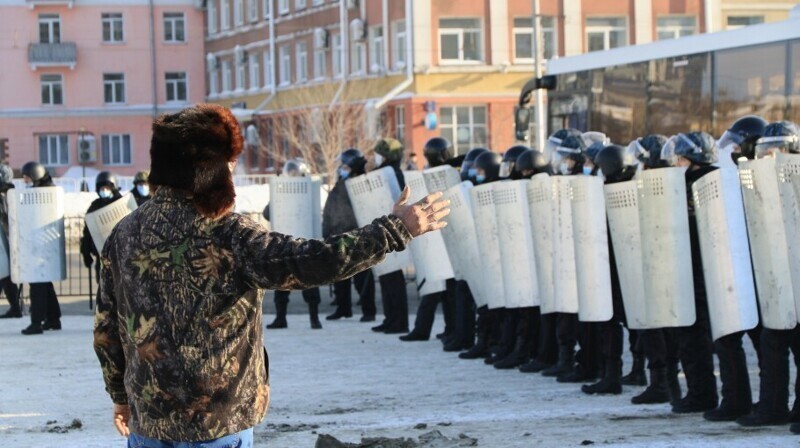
[0,0,206,177]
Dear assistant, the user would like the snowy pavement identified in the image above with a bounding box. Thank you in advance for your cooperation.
[0,315,796,447]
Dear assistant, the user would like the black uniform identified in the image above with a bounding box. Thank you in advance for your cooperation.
[81,191,123,281]
[27,175,61,331]
[0,182,20,317]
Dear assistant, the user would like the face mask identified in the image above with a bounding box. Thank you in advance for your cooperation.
[338,168,350,180]
[475,174,486,184]
[559,163,571,176]
[137,184,150,197]
[374,153,385,166]
[468,168,478,178]
[98,189,113,199]
[582,166,593,176]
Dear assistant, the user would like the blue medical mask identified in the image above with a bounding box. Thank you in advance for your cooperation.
[468,168,478,178]
[338,168,350,180]
[98,189,113,199]
[583,166,593,176]
[475,174,486,184]
[136,184,150,197]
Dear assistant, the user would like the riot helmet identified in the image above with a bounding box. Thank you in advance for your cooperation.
[338,148,367,179]
[595,144,637,183]
[461,147,489,181]
[95,171,119,199]
[755,121,800,159]
[499,145,529,180]
[423,137,453,168]
[626,134,669,170]
[473,151,502,184]
[661,132,717,167]
[21,161,46,184]
[583,141,606,175]
[718,115,768,162]
[282,158,310,177]
[134,170,150,185]
[516,149,551,178]
[550,132,589,175]
[544,128,584,159]
[373,137,404,166]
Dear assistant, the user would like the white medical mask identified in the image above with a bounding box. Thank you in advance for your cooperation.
[137,184,150,197]
[338,168,350,180]
[98,189,113,199]
[374,153,385,166]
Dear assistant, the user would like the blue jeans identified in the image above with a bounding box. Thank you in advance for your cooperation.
[127,428,253,448]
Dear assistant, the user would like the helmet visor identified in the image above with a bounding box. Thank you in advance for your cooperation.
[717,130,743,153]
[661,133,697,165]
[625,140,647,165]
[583,131,609,147]
[499,161,514,179]
[755,135,800,159]
[544,136,561,161]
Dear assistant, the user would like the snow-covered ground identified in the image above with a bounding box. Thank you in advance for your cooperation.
[0,314,796,448]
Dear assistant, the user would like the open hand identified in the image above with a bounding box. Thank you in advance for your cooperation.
[392,186,451,237]
[113,403,131,437]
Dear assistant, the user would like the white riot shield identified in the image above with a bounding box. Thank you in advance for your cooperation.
[494,180,539,309]
[604,181,647,329]
[776,153,800,320]
[440,182,487,306]
[551,177,579,314]
[527,174,555,314]
[9,186,66,283]
[638,168,695,328]
[85,194,138,253]
[423,165,461,194]
[692,168,759,340]
[470,183,505,309]
[404,171,453,296]
[739,158,797,329]
[269,176,322,239]
[345,167,411,277]
[570,176,613,322]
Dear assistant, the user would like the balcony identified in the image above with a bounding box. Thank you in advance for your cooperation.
[25,0,74,8]
[28,43,77,70]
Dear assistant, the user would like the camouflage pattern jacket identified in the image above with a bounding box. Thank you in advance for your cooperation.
[94,188,412,441]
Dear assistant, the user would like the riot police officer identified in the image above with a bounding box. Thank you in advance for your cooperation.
[81,171,123,283]
[0,164,20,319]
[460,148,489,182]
[131,170,151,205]
[498,145,529,180]
[324,149,376,322]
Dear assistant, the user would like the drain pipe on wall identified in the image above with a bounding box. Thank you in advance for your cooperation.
[330,0,349,109]
[373,0,413,110]
[149,0,158,117]
[254,0,278,112]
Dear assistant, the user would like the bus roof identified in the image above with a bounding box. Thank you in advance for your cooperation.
[547,18,800,75]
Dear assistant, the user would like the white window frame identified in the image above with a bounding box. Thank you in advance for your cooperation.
[296,41,308,82]
[438,18,483,65]
[392,20,406,70]
[221,60,232,92]
[102,13,124,43]
[313,48,326,80]
[247,0,258,23]
[332,33,343,77]
[208,64,219,96]
[103,73,126,104]
[512,16,557,64]
[263,0,270,19]
[101,134,132,166]
[279,45,291,86]
[656,15,696,40]
[234,0,244,26]
[585,16,628,52]
[165,72,188,103]
[41,74,63,106]
[263,49,273,88]
[38,14,61,44]
[369,26,384,73]
[207,1,217,35]
[295,0,306,11]
[235,58,246,91]
[249,53,260,90]
[350,41,366,76]
[163,12,186,43]
[39,134,69,166]
[438,105,488,155]
[278,0,289,16]
[220,0,230,31]
[312,0,323,5]
[395,105,405,143]
[726,15,765,30]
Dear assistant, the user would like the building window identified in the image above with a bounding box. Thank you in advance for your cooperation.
[249,53,260,89]
[263,49,272,87]
[164,12,186,43]
[439,18,482,64]
[314,48,326,79]
[332,33,343,77]
[207,1,217,34]
[279,45,291,85]
[586,17,627,52]
[38,135,69,166]
[220,0,230,30]
[38,14,61,44]
[295,0,306,11]
[235,59,246,91]
[369,26,384,73]
[208,64,219,96]
[656,16,696,40]
[40,74,63,105]
[439,106,488,155]
[103,73,125,104]
[102,13,124,43]
[726,15,765,30]
[395,105,405,143]
[222,61,232,91]
[165,72,187,102]
[247,0,258,22]
[101,134,132,166]
[278,0,289,15]
[512,16,557,63]
[312,0,323,5]
[296,41,308,82]
[392,20,406,70]
[263,0,270,19]
[234,0,244,26]
[350,41,366,75]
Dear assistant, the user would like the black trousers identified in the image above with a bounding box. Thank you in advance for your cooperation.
[378,270,408,330]
[410,278,457,338]
[333,270,375,317]
[676,284,717,403]
[640,328,680,370]
[273,288,321,306]
[451,280,476,347]
[536,312,558,364]
[755,325,800,418]
[714,326,762,412]
[29,282,59,325]
[0,276,20,311]
[514,306,539,359]
[596,292,627,365]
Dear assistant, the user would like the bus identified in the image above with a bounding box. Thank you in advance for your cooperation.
[538,16,800,144]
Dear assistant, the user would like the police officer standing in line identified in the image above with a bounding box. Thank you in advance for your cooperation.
[324,149,376,322]
[369,138,411,334]
[459,148,488,182]
[20,162,61,335]
[263,159,323,330]
[80,172,123,284]
[131,170,152,206]
[0,165,21,319]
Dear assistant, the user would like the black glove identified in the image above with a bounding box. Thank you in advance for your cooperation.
[83,254,93,269]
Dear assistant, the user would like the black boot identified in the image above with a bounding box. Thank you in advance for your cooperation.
[308,303,322,329]
[582,360,622,395]
[494,336,530,370]
[557,364,598,383]
[21,323,43,335]
[736,411,789,427]
[42,319,61,330]
[326,309,353,320]
[267,299,288,329]
[632,368,671,405]
[519,358,553,373]
[0,308,22,318]
[791,422,800,434]
[542,346,574,377]
[704,403,751,422]
[399,331,429,342]
[666,362,682,405]
[621,354,647,386]
[672,394,718,414]
[459,334,489,359]
[443,337,472,352]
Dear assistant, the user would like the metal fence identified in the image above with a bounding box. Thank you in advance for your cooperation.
[12,174,274,193]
